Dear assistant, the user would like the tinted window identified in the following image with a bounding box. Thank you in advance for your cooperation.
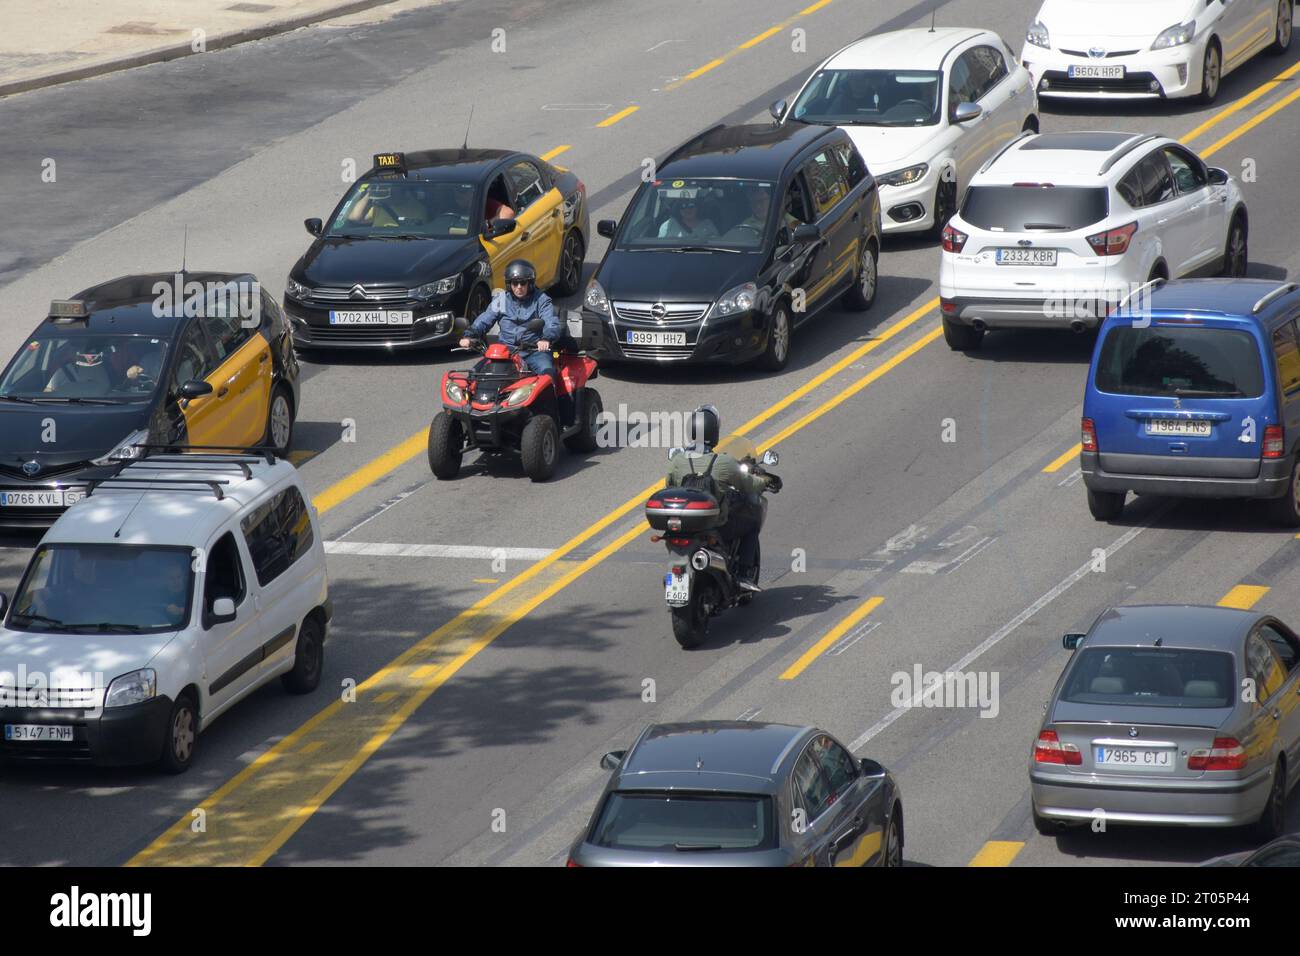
[203,532,246,621]
[241,486,315,587]
[616,177,778,250]
[811,735,857,796]
[948,52,979,116]
[169,323,215,397]
[505,160,547,211]
[327,179,478,238]
[790,68,942,127]
[1246,633,1286,702]
[1117,169,1144,208]
[1273,322,1300,394]
[590,792,775,850]
[1061,648,1236,708]
[792,749,832,819]
[830,140,868,187]
[969,45,1007,99]
[1259,623,1298,672]
[1164,147,1207,193]
[1137,153,1175,205]
[0,333,167,402]
[802,150,849,217]
[200,311,253,363]
[1095,326,1264,398]
[961,185,1109,231]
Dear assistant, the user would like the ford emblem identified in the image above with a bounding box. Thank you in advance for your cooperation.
[1018,239,1032,247]
[22,460,40,477]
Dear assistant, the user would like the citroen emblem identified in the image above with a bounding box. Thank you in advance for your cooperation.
[22,460,40,477]
[1089,46,1107,59]
[651,302,668,324]
[349,284,368,301]
[1128,727,1139,739]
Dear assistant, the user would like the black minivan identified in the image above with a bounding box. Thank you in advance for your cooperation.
[582,123,881,371]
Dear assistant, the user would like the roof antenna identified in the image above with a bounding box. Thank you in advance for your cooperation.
[928,9,936,32]
[181,225,188,277]
[460,106,474,156]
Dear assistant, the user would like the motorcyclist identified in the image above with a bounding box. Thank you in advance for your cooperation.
[459,259,570,423]
[666,405,778,592]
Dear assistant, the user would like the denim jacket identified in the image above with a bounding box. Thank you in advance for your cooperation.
[468,289,561,348]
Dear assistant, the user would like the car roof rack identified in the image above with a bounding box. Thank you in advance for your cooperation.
[1253,282,1300,314]
[1116,276,1167,310]
[979,130,1036,175]
[133,444,280,465]
[84,476,233,500]
[1098,133,1164,176]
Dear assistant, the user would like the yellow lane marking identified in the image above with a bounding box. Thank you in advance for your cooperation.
[1201,84,1300,158]
[684,58,725,81]
[740,26,782,50]
[666,0,835,91]
[311,428,427,516]
[1217,584,1269,609]
[780,596,883,680]
[372,692,397,703]
[597,106,639,127]
[287,450,316,465]
[1043,443,1082,474]
[1179,58,1300,145]
[969,840,1024,866]
[298,742,323,756]
[473,578,499,584]
[539,145,570,162]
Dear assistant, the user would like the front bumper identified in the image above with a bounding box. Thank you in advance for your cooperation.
[284,296,461,350]
[1081,450,1290,499]
[1023,43,1203,100]
[0,696,172,766]
[0,467,112,528]
[582,307,767,365]
[1030,764,1273,827]
[880,176,938,234]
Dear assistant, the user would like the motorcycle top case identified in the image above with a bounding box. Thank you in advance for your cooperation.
[645,487,722,533]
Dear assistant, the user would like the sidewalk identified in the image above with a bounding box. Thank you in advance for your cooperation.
[0,0,437,97]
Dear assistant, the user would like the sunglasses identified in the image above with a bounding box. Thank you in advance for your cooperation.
[509,279,531,287]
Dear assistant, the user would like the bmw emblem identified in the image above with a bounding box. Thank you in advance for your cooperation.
[1128,727,1139,739]
[21,460,39,477]
[651,302,668,323]
[1089,46,1107,58]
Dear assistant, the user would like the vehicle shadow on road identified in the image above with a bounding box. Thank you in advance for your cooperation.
[687,581,862,652]
[1105,492,1300,537]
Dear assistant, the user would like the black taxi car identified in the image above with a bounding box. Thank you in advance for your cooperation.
[284,149,589,351]
[581,123,881,371]
[0,272,300,526]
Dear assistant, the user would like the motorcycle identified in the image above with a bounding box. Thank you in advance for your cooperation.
[427,318,602,482]
[645,440,782,648]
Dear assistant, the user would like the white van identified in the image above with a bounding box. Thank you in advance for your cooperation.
[0,451,330,772]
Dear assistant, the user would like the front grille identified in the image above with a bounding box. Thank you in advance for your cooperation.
[613,301,710,325]
[620,345,696,361]
[307,286,414,304]
[1059,49,1141,58]
[0,685,100,709]
[0,462,90,481]
[1041,70,1160,94]
[305,325,419,344]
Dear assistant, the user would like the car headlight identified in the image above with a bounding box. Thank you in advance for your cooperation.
[414,275,460,298]
[712,282,758,318]
[562,190,582,227]
[445,380,467,404]
[92,428,149,466]
[584,279,610,315]
[1151,20,1195,49]
[878,163,929,187]
[285,277,313,300]
[104,668,156,708]
[503,380,539,408]
[1026,20,1050,48]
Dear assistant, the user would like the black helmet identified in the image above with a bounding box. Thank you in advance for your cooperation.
[504,259,537,296]
[686,404,720,451]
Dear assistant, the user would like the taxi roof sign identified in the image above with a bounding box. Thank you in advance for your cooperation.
[373,152,406,171]
[49,299,89,319]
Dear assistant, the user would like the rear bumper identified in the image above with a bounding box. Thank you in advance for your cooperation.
[0,696,171,766]
[941,295,1104,330]
[1081,450,1290,499]
[1030,765,1273,827]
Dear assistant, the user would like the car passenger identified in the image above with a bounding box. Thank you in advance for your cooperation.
[658,199,719,239]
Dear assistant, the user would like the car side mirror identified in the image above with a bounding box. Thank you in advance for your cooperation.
[0,593,7,621]
[769,99,788,122]
[482,218,517,240]
[761,449,780,466]
[210,597,236,625]
[859,757,884,776]
[1063,632,1085,650]
[179,380,213,401]
[792,223,821,242]
[599,750,626,771]
[1207,167,1229,185]
[597,219,617,239]
[304,218,323,237]
[953,102,983,124]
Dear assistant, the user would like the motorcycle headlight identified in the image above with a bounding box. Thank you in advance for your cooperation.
[104,668,156,708]
[503,380,539,408]
[445,380,467,404]
[285,277,313,300]
[92,428,149,466]
[584,279,610,315]
[1026,19,1050,49]
[877,163,929,187]
[414,275,460,298]
[1151,20,1195,49]
[712,282,758,318]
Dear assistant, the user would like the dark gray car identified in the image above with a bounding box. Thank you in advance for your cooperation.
[1031,605,1300,838]
[567,720,903,867]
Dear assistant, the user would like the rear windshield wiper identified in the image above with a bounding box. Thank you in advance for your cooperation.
[1022,222,1070,230]
[673,842,724,851]
[1173,387,1244,397]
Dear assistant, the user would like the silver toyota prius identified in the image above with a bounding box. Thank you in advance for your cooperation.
[1030,605,1300,838]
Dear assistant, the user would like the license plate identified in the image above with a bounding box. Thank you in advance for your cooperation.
[4,724,73,742]
[627,330,687,346]
[996,248,1057,266]
[328,310,414,325]
[1095,746,1175,771]
[1145,419,1212,437]
[665,571,691,606]
[0,490,71,507]
[1069,64,1125,79]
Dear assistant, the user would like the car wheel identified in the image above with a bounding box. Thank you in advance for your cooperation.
[264,384,294,455]
[1199,41,1222,104]
[1270,0,1293,53]
[1254,760,1287,840]
[1220,217,1248,277]
[928,177,957,241]
[282,615,325,694]
[759,302,792,371]
[565,387,602,453]
[1087,487,1126,521]
[840,241,877,312]
[881,811,903,866]
[427,412,463,479]
[158,692,197,775]
[942,314,983,351]
[551,230,585,298]
[1268,456,1300,527]
[521,415,560,481]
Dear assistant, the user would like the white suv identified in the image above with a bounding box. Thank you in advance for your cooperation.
[1022,0,1292,103]
[775,27,1038,237]
[0,451,330,772]
[938,130,1248,350]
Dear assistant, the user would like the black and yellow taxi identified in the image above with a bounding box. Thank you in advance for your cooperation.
[283,149,589,351]
[0,272,300,526]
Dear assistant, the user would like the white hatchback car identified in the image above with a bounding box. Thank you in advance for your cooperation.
[774,27,1038,237]
[938,130,1248,350]
[1022,0,1292,103]
[0,451,330,772]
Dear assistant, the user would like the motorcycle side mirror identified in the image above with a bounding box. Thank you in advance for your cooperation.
[600,750,626,771]
[526,317,545,333]
[761,450,779,466]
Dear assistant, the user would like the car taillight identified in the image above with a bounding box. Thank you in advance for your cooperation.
[1263,424,1285,459]
[1081,417,1098,453]
[1188,737,1247,771]
[1086,221,1137,256]
[565,857,582,867]
[941,225,967,253]
[1034,729,1082,765]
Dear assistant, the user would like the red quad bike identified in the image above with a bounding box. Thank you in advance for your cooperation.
[427,326,602,482]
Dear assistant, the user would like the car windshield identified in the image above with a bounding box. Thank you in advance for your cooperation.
[7,544,194,633]
[790,69,943,127]
[960,185,1109,232]
[0,334,167,402]
[326,179,478,239]
[616,178,778,251]
[591,791,776,851]
[1060,648,1236,709]
[1095,327,1264,398]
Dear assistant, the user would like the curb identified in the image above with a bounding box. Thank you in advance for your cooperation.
[0,0,404,99]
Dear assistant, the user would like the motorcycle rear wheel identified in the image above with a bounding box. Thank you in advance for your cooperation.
[671,578,715,649]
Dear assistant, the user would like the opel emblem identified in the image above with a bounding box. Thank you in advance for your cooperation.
[651,302,668,323]
[22,460,39,477]
[1089,46,1107,58]
[349,284,368,300]
[1128,727,1139,739]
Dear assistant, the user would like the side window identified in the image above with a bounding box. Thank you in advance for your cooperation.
[947,51,980,116]
[1138,153,1176,206]
[801,150,849,218]
[168,323,215,396]
[1259,623,1299,673]
[1272,322,1300,395]
[971,45,1007,98]
[1163,147,1207,194]
[505,161,547,212]
[791,750,832,821]
[1117,168,1145,208]
[811,734,858,797]
[1246,633,1287,702]
[200,312,254,363]
[240,486,316,587]
[830,140,867,188]
[783,176,814,228]
[203,532,246,621]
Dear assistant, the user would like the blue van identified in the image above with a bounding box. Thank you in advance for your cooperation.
[1082,279,1300,524]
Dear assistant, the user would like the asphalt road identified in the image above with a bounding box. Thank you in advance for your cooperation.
[1,0,1298,867]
